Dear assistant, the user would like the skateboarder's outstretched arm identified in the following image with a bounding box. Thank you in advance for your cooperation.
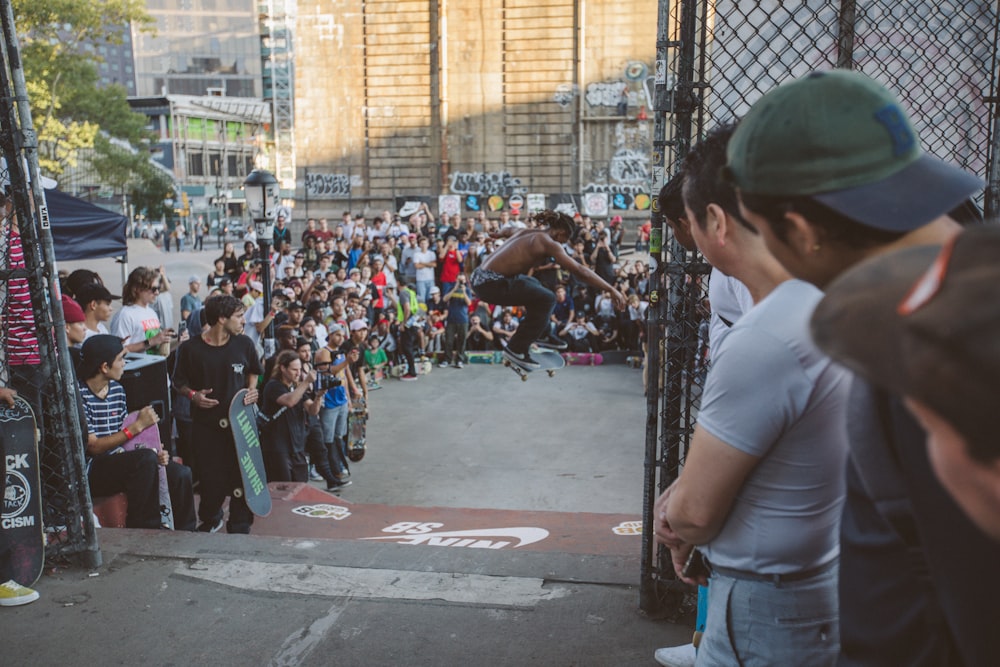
[548,240,627,311]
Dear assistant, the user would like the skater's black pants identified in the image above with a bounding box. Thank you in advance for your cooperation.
[472,275,555,355]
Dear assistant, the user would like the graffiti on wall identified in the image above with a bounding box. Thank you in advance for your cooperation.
[586,81,631,108]
[305,172,364,199]
[449,170,526,197]
[609,148,650,184]
[553,83,577,109]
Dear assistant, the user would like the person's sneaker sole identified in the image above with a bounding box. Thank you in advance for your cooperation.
[503,349,540,370]
[0,581,39,606]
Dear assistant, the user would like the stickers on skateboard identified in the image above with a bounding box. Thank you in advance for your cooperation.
[0,397,44,586]
[121,411,174,530]
[347,397,367,462]
[227,388,271,516]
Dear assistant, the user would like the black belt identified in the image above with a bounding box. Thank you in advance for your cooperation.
[707,558,838,585]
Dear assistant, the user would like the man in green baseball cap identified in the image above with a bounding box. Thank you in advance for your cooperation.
[728,69,997,666]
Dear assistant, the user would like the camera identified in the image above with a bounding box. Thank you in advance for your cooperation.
[314,373,342,391]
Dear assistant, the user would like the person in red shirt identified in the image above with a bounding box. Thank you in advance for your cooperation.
[437,236,464,296]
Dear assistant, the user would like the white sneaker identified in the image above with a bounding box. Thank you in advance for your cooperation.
[0,580,39,606]
[654,643,696,667]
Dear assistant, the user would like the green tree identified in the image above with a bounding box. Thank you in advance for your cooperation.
[14,0,156,176]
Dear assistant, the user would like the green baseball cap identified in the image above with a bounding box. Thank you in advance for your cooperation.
[724,69,982,232]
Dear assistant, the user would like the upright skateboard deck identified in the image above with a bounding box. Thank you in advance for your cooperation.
[0,397,44,586]
[503,348,566,381]
[121,411,174,530]
[227,389,271,516]
[347,397,367,462]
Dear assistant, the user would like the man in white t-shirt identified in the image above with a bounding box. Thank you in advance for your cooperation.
[76,282,119,341]
[412,236,437,303]
[110,266,173,355]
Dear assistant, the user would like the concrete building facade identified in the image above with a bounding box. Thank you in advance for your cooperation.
[294,0,658,218]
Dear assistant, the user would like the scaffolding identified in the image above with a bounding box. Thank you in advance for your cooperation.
[261,0,296,189]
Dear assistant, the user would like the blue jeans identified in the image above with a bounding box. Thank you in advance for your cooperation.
[416,280,434,304]
[698,563,839,666]
[320,403,350,475]
[471,275,555,355]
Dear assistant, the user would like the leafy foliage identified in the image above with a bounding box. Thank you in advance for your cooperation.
[14,0,159,185]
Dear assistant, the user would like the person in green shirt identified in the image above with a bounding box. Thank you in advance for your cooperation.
[363,334,387,390]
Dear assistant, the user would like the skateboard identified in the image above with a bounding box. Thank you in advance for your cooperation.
[227,388,271,516]
[121,411,174,530]
[467,351,503,364]
[347,397,367,462]
[0,397,44,586]
[563,352,604,366]
[503,348,566,381]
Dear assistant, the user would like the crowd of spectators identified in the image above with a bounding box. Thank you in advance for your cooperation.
[45,205,651,540]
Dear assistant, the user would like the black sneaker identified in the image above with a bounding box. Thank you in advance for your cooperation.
[197,516,225,533]
[504,348,541,369]
[326,479,353,492]
[534,336,568,350]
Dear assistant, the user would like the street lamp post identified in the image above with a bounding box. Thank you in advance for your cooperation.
[243,169,280,357]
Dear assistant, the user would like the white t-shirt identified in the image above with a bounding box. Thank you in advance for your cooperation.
[83,322,110,341]
[413,250,436,282]
[707,267,754,350]
[110,304,162,346]
[699,280,850,574]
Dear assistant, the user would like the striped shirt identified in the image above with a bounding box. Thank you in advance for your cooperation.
[79,381,128,457]
[1,223,41,365]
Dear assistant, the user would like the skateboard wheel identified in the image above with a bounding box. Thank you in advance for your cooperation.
[233,487,243,498]
[219,418,229,429]
[520,375,527,382]
[547,370,556,377]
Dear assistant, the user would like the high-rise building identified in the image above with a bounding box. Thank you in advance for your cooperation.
[131,0,262,98]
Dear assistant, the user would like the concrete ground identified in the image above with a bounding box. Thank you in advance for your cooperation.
[16,238,691,666]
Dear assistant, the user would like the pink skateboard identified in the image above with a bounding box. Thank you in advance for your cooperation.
[121,411,174,529]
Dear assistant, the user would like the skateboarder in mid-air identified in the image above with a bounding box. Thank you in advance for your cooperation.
[471,210,627,370]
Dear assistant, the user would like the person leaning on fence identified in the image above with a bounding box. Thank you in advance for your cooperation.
[726,69,997,665]
[260,350,320,483]
[655,123,850,666]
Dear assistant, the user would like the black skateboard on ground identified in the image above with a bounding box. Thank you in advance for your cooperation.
[0,398,44,586]
[226,389,271,517]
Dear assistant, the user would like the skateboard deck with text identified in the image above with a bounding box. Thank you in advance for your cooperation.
[227,389,271,516]
[0,397,44,586]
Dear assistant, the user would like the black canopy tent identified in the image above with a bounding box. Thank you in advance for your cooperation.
[45,188,128,261]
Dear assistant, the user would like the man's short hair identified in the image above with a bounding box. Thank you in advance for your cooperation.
[682,123,747,231]
[203,295,244,326]
[657,170,686,224]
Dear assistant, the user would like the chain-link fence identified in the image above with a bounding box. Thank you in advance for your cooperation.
[640,0,1000,615]
[0,2,100,574]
